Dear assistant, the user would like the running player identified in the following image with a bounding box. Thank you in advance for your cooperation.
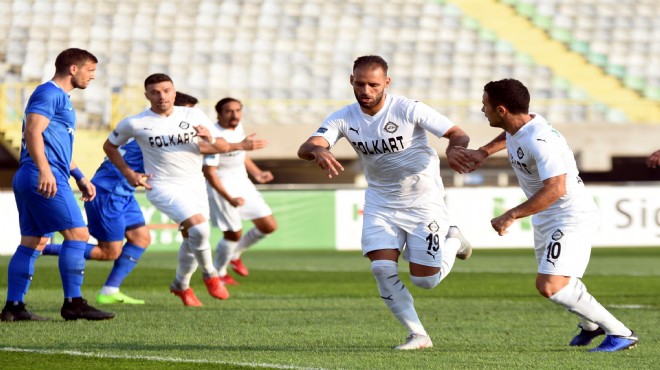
[1,48,114,321]
[41,91,202,304]
[297,55,473,350]
[104,74,267,306]
[462,78,638,352]
[203,97,278,285]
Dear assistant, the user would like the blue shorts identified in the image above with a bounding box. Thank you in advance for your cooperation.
[13,165,86,237]
[85,187,145,242]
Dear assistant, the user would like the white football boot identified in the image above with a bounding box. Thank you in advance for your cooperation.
[394,334,433,350]
[447,226,472,260]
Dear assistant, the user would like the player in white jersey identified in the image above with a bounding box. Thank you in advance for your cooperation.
[203,97,277,285]
[103,74,267,306]
[298,55,474,350]
[462,78,638,352]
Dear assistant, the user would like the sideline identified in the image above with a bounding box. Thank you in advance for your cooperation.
[1,347,324,370]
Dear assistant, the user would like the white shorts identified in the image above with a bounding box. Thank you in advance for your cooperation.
[361,201,450,267]
[206,180,272,232]
[147,180,209,224]
[533,218,599,278]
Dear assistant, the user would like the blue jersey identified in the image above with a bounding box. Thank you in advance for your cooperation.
[91,139,144,196]
[19,81,77,179]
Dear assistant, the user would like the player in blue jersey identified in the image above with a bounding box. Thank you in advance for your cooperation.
[1,48,114,322]
[41,92,200,305]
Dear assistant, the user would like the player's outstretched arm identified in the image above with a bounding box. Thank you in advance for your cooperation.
[103,139,151,189]
[646,149,660,168]
[298,136,344,179]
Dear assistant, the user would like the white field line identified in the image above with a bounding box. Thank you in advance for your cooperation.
[1,347,325,370]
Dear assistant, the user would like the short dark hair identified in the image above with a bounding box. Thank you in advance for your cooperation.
[483,79,530,114]
[144,73,173,89]
[174,92,198,106]
[353,55,389,75]
[54,48,98,74]
[215,97,242,114]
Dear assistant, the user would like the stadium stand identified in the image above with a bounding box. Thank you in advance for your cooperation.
[0,0,659,182]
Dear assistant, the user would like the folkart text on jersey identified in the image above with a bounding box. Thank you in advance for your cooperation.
[148,132,195,148]
[351,136,405,155]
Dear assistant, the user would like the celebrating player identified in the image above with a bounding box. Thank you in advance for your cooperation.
[462,78,638,352]
[1,48,114,321]
[203,97,277,285]
[298,55,473,350]
[40,91,202,305]
[103,74,267,306]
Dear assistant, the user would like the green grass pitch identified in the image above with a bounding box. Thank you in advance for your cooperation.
[1,248,658,369]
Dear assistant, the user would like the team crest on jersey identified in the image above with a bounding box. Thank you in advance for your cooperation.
[551,229,564,241]
[384,122,398,133]
[179,121,190,129]
[516,147,524,159]
[427,221,440,233]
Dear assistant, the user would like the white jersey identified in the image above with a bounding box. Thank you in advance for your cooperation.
[109,106,219,186]
[203,122,248,180]
[506,113,598,226]
[312,94,455,208]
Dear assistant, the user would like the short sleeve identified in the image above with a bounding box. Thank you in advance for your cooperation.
[108,118,133,147]
[311,114,345,148]
[203,153,220,167]
[530,135,568,181]
[410,101,455,138]
[25,85,63,120]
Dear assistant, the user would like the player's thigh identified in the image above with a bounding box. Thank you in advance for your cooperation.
[361,209,406,256]
[534,223,597,278]
[13,168,85,237]
[85,189,130,242]
[398,204,450,269]
[148,183,209,224]
[207,186,242,232]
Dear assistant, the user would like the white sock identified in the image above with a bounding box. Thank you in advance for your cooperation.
[215,239,238,276]
[440,237,460,281]
[100,286,119,295]
[549,277,631,336]
[174,238,198,290]
[234,228,266,258]
[371,260,427,336]
[187,222,217,278]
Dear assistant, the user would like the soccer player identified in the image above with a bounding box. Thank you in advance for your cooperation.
[203,97,278,285]
[462,78,638,352]
[1,48,114,321]
[104,74,267,306]
[40,91,203,305]
[646,149,660,168]
[297,55,473,350]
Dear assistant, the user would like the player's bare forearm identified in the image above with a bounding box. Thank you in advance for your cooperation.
[479,132,507,157]
[444,126,472,173]
[509,175,565,220]
[202,165,234,202]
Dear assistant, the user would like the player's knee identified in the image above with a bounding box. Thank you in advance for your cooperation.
[187,222,211,245]
[105,248,122,260]
[259,222,277,234]
[535,280,557,298]
[128,229,151,248]
[411,273,440,289]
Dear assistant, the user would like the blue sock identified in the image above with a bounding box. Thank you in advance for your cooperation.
[58,240,87,299]
[105,243,146,288]
[83,243,96,259]
[42,244,62,256]
[6,246,41,303]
